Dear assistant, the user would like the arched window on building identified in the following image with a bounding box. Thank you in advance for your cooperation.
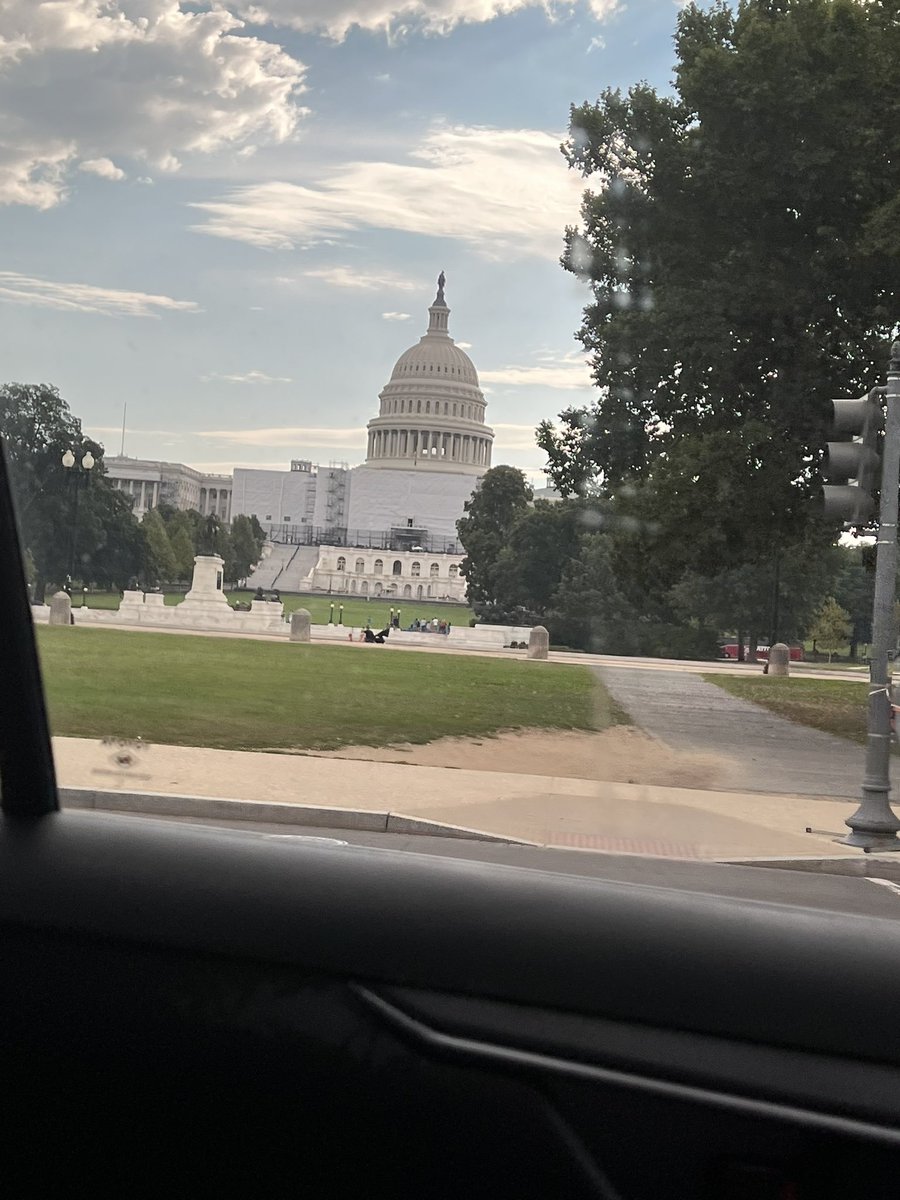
[417,401,421,413]
[374,582,383,596]
[449,564,459,578]
[336,556,346,572]
[416,584,423,600]
[403,584,411,598]
[350,580,357,593]
[444,402,448,414]
[355,558,365,573]
[411,561,421,577]
[425,401,430,414]
[360,581,368,594]
[392,560,402,576]
[374,559,383,575]
[430,563,439,578]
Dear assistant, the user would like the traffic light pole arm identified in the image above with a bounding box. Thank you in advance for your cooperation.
[841,341,900,851]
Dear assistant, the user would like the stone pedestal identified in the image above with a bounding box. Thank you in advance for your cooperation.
[290,609,312,643]
[527,626,550,660]
[768,642,790,676]
[120,590,144,612]
[180,556,230,619]
[48,591,71,626]
[144,593,166,609]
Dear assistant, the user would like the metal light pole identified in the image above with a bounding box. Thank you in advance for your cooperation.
[840,340,900,851]
[61,448,94,585]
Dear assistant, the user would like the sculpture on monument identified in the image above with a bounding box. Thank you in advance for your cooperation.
[436,270,446,302]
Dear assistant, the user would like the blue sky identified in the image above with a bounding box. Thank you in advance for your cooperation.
[0,1,685,483]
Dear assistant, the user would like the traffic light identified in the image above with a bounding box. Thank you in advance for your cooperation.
[822,387,886,527]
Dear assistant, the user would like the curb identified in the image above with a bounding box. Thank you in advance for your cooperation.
[719,855,900,882]
[59,787,533,846]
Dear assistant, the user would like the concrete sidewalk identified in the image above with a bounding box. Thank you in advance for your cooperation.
[53,736,865,861]
[595,666,864,799]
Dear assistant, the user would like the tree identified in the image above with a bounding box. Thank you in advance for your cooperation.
[807,596,852,662]
[169,525,196,581]
[670,539,843,655]
[539,0,900,562]
[457,466,532,613]
[548,532,637,653]
[0,381,144,596]
[227,514,263,585]
[832,544,875,658]
[494,501,584,616]
[142,509,176,583]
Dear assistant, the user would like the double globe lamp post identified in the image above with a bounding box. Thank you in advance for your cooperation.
[61,447,94,597]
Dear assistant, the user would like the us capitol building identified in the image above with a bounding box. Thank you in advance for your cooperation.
[105,276,498,602]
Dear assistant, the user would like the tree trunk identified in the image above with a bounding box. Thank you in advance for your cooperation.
[737,628,745,663]
[748,630,758,664]
[33,571,48,605]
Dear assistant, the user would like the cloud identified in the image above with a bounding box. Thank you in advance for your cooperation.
[78,157,125,181]
[190,123,584,258]
[198,426,367,447]
[0,271,198,317]
[457,341,473,350]
[299,266,420,291]
[201,370,292,384]
[0,0,307,208]
[239,0,620,40]
[481,351,592,389]
[382,311,411,321]
[492,422,539,449]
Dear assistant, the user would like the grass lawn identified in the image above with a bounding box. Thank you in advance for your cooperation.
[705,674,871,745]
[80,590,472,628]
[36,626,602,751]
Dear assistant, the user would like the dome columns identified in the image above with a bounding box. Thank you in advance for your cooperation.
[365,425,492,468]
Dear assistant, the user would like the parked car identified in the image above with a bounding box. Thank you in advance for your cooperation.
[719,642,805,661]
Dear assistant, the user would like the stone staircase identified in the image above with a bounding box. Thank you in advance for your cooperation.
[248,543,319,591]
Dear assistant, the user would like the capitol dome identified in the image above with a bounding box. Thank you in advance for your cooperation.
[364,275,493,476]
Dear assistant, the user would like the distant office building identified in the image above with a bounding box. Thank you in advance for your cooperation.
[104,456,232,521]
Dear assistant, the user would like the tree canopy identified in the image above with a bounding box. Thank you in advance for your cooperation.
[539,0,900,565]
[0,382,145,595]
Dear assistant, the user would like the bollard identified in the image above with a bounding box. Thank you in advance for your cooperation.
[289,609,312,643]
[48,591,72,627]
[527,625,550,660]
[768,643,790,676]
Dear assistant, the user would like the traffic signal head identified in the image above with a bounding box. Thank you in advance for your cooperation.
[822,388,885,527]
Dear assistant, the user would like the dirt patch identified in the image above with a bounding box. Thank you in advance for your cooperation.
[307,725,729,789]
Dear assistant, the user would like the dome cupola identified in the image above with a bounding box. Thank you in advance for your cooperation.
[364,273,493,475]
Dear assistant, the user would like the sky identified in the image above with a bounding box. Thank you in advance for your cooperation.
[0,0,686,484]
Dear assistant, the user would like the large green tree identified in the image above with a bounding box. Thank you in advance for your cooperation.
[539,0,900,561]
[457,466,533,612]
[0,382,145,596]
[141,509,177,583]
[494,500,585,616]
[226,514,265,584]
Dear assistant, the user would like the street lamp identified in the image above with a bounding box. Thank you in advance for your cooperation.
[61,448,95,587]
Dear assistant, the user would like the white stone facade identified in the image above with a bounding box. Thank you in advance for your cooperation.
[105,456,232,521]
[309,545,466,602]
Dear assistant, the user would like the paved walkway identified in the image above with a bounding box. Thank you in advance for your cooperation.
[595,666,864,799]
[53,736,864,861]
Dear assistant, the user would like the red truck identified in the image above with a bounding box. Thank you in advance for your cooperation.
[719,643,805,662]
